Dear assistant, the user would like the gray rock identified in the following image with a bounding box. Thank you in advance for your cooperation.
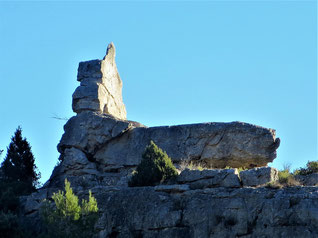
[94,122,279,169]
[154,184,190,193]
[240,167,278,187]
[21,186,318,238]
[73,43,127,120]
[57,111,139,155]
[178,169,241,189]
[295,173,318,186]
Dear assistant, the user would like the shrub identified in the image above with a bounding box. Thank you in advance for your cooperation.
[278,170,291,184]
[129,141,178,187]
[179,161,204,171]
[265,181,283,189]
[278,170,300,187]
[40,179,98,238]
[295,161,318,176]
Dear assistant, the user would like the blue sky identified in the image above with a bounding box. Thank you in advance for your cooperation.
[0,1,316,184]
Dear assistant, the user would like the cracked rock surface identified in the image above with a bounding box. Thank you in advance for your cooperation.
[21,186,318,238]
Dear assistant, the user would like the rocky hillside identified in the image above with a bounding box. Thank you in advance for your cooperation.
[21,43,318,238]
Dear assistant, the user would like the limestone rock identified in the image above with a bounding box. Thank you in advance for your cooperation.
[177,169,241,189]
[20,185,318,238]
[240,167,278,187]
[57,111,141,155]
[94,121,280,169]
[295,173,318,186]
[154,184,190,193]
[73,43,127,120]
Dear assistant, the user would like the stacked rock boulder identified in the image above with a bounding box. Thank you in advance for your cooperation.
[21,43,318,238]
[45,42,281,189]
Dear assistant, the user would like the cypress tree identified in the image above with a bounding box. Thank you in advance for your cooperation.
[1,127,40,194]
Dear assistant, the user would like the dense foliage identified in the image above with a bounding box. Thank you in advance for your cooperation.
[1,127,41,192]
[0,127,41,238]
[129,141,178,187]
[40,179,99,238]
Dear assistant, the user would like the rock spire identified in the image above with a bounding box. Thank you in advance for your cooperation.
[72,42,127,120]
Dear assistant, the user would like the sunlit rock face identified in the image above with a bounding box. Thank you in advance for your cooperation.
[53,43,281,186]
[24,44,318,238]
[72,43,127,120]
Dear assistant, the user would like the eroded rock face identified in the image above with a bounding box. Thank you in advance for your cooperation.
[72,43,127,120]
[177,168,241,188]
[93,122,279,169]
[240,167,279,187]
[21,185,318,238]
[52,43,281,186]
[57,112,279,175]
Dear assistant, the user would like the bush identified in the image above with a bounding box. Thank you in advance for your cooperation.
[278,170,300,187]
[295,161,318,176]
[129,141,178,187]
[40,179,98,238]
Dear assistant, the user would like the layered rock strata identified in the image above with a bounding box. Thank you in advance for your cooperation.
[44,42,282,188]
[72,43,127,120]
[22,184,318,238]
[19,43,318,238]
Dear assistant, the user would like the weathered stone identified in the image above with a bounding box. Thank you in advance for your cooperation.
[57,111,140,155]
[177,169,241,189]
[295,173,318,186]
[73,43,127,120]
[21,186,318,238]
[94,122,279,169]
[240,167,278,187]
[154,184,190,193]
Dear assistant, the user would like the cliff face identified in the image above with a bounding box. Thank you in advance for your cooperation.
[21,43,318,238]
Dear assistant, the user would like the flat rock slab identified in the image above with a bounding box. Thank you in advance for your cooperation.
[58,111,279,170]
[154,184,190,193]
[240,167,279,187]
[94,120,280,169]
[178,169,241,188]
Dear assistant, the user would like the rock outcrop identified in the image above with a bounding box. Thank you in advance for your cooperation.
[72,43,127,120]
[19,43,318,238]
[48,42,282,188]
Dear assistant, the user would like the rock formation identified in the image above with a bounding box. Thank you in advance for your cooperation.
[20,43,318,238]
[72,43,127,120]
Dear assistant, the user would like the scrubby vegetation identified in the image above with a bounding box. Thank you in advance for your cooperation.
[294,161,318,176]
[179,160,204,171]
[129,141,178,187]
[40,179,99,238]
[267,161,318,188]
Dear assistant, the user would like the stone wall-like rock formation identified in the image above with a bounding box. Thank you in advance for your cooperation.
[51,42,281,187]
[19,43,318,238]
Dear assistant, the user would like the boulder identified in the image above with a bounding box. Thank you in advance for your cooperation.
[177,169,241,189]
[93,121,280,169]
[73,43,127,120]
[57,111,142,155]
[295,173,318,186]
[240,167,278,187]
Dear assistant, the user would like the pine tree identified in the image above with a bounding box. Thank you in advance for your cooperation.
[40,179,99,238]
[129,141,178,187]
[1,127,40,193]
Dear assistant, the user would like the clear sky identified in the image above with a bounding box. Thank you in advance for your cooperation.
[0,1,317,184]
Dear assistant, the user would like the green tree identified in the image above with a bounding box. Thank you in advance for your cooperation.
[40,179,99,238]
[1,127,41,193]
[129,141,178,187]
